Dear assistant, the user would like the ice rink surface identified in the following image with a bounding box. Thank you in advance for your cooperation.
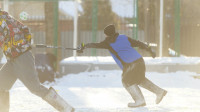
[10,70,200,112]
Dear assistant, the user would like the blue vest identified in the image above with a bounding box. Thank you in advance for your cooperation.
[109,35,142,69]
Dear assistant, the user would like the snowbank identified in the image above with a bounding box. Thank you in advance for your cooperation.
[60,56,200,65]
[60,57,200,75]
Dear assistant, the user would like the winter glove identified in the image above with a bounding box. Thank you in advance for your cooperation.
[77,43,85,53]
[150,49,156,58]
[146,44,156,58]
[148,47,156,58]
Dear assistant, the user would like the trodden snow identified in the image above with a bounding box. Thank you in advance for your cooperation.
[10,70,200,112]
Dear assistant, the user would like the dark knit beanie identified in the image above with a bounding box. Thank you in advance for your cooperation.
[104,24,116,36]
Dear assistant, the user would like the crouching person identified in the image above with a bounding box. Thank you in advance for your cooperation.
[0,10,74,112]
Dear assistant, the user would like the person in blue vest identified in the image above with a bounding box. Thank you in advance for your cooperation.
[77,24,167,108]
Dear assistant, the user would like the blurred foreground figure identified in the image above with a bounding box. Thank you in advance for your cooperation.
[0,10,74,112]
[78,24,167,108]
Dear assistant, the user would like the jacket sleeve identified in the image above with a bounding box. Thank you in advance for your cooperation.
[128,37,151,51]
[85,38,109,49]
[6,11,32,44]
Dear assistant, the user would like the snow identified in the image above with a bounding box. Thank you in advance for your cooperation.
[1,54,7,63]
[60,56,200,65]
[60,56,115,64]
[10,70,200,112]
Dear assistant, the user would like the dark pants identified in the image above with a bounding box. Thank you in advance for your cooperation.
[0,51,48,98]
[122,58,146,87]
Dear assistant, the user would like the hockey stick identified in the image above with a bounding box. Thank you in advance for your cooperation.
[35,44,79,50]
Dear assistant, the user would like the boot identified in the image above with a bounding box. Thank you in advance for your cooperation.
[0,91,9,112]
[127,84,146,108]
[43,87,74,112]
[139,78,167,104]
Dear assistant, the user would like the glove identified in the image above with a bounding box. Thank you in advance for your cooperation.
[145,43,156,58]
[148,47,156,58]
[150,50,156,58]
[77,43,85,53]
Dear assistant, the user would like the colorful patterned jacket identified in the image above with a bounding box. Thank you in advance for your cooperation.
[0,11,31,60]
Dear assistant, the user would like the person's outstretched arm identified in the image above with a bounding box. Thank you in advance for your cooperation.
[128,37,150,50]
[77,38,109,53]
[84,38,109,49]
[128,37,156,58]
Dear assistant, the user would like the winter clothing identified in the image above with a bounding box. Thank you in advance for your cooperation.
[0,51,74,111]
[0,11,31,60]
[122,58,145,86]
[0,91,9,112]
[109,35,142,67]
[125,84,146,108]
[0,51,49,97]
[139,78,167,104]
[0,11,74,112]
[84,33,150,85]
[104,24,116,36]
[43,87,75,112]
[127,78,167,107]
[79,24,167,107]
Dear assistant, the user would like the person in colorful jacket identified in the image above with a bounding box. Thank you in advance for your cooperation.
[78,24,167,108]
[0,10,74,112]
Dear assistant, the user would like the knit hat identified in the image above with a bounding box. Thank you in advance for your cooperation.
[104,24,116,36]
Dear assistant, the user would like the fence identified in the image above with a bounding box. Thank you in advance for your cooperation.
[0,0,200,61]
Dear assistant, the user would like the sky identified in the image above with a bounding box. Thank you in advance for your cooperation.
[59,0,135,18]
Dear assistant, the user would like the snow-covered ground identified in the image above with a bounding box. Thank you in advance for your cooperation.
[10,70,200,112]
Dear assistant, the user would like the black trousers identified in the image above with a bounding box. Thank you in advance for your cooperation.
[122,58,146,87]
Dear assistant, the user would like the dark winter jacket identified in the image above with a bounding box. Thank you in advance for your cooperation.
[85,33,151,69]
